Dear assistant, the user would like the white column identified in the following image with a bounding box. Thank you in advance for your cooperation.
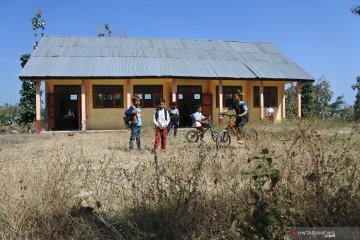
[282,84,286,119]
[260,81,264,120]
[36,80,41,134]
[126,79,131,108]
[219,80,224,124]
[297,81,301,118]
[81,80,86,131]
[171,79,177,102]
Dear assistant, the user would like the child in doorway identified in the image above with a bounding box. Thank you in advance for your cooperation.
[192,104,210,142]
[125,96,142,150]
[167,101,180,137]
[153,99,170,153]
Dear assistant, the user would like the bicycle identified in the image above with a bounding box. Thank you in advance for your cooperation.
[216,113,258,149]
[186,116,220,142]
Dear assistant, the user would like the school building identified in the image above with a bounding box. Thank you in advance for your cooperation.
[18,36,314,132]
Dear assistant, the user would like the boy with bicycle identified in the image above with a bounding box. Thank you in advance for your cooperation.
[191,104,210,142]
[220,92,248,144]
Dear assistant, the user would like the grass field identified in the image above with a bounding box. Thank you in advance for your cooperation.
[0,120,359,239]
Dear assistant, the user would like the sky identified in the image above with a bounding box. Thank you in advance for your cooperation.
[0,0,359,105]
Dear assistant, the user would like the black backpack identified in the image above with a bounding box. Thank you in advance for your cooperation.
[155,109,168,121]
[123,115,132,128]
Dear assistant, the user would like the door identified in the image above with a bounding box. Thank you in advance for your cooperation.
[202,94,212,117]
[54,86,81,130]
[48,94,55,130]
[177,85,202,127]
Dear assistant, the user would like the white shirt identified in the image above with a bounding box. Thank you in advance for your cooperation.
[267,107,274,116]
[153,109,170,128]
[192,112,205,128]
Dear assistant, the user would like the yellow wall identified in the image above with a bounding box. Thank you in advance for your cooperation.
[210,80,287,123]
[45,78,288,130]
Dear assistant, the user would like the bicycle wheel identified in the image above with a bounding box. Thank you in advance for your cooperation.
[216,130,231,149]
[211,129,220,142]
[186,130,200,142]
[241,128,258,141]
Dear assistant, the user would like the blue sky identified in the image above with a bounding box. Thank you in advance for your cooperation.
[0,0,359,105]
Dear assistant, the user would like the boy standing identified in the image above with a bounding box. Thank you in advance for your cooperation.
[125,96,142,150]
[153,99,170,152]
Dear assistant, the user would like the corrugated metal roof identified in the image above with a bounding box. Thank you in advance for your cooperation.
[19,36,314,80]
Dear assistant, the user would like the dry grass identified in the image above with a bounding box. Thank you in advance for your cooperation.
[0,120,359,239]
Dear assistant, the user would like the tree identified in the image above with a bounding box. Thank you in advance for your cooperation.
[352,5,360,16]
[19,10,46,130]
[301,82,315,118]
[98,23,112,37]
[340,105,354,122]
[313,76,333,119]
[329,95,346,119]
[352,76,360,120]
[285,83,297,118]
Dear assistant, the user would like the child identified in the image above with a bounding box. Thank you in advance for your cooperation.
[167,101,180,137]
[153,99,170,152]
[125,96,142,150]
[192,104,209,141]
[220,92,248,144]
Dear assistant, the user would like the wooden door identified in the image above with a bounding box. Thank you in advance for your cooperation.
[48,94,55,130]
[202,94,212,117]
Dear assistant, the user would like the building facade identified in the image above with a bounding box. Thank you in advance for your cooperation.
[18,36,314,132]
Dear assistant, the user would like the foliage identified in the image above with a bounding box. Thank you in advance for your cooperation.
[329,95,346,119]
[0,122,359,239]
[0,104,20,127]
[352,5,360,16]
[98,23,112,37]
[31,10,46,49]
[19,10,46,129]
[301,82,316,118]
[340,105,355,122]
[352,76,360,120]
[231,149,282,239]
[313,76,333,119]
[285,83,297,118]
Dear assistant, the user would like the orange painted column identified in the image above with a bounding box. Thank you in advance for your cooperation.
[81,80,86,131]
[35,80,41,134]
[282,84,286,119]
[219,80,224,124]
[260,81,264,120]
[296,81,301,118]
[171,79,177,102]
[126,79,131,108]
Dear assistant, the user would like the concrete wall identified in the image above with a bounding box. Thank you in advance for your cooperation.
[45,78,288,130]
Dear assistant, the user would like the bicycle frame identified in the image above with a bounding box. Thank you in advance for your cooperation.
[221,114,242,139]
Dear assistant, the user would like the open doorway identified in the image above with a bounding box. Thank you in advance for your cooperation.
[52,86,81,130]
[177,85,202,127]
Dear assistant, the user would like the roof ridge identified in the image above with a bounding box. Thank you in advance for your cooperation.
[42,35,272,44]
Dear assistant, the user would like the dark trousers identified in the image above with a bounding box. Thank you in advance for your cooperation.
[235,117,248,131]
[167,120,178,137]
[129,126,141,149]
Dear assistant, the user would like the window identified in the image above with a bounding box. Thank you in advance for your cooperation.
[216,86,242,107]
[93,85,123,108]
[133,85,163,108]
[253,86,278,107]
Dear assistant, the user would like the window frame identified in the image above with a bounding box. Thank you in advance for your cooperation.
[216,86,243,108]
[93,85,124,108]
[133,85,163,108]
[253,86,278,108]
